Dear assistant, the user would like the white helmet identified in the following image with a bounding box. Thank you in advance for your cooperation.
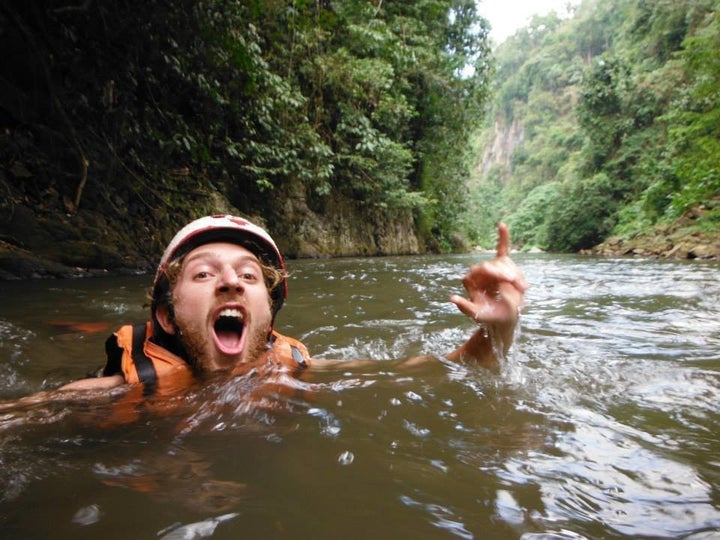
[152,214,287,315]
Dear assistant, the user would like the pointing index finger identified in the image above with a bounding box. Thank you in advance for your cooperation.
[496,222,510,258]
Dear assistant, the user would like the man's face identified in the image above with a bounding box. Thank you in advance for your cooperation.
[157,242,274,371]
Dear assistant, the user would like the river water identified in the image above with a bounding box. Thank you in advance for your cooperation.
[0,253,718,539]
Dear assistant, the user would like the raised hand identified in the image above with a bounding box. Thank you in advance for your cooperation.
[450,222,527,325]
[447,223,527,365]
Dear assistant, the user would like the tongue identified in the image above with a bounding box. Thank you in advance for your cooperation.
[214,327,244,355]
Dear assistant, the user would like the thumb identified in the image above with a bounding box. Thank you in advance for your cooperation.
[450,294,476,319]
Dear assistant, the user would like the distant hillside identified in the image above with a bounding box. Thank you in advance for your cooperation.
[467,0,719,259]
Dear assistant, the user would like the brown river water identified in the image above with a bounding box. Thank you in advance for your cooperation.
[0,253,718,539]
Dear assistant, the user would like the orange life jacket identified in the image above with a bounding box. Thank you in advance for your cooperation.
[104,322,311,394]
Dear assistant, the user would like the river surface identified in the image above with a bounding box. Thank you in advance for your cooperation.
[0,253,718,539]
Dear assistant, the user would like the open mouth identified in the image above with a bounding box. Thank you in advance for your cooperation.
[212,307,247,356]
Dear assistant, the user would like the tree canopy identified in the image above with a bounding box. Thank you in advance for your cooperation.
[0,0,491,256]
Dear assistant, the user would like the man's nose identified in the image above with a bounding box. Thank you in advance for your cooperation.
[218,266,243,292]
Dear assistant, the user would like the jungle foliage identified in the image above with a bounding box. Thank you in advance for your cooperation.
[0,0,490,251]
[470,0,720,252]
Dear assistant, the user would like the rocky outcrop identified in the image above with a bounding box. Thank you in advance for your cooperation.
[0,177,423,280]
[586,233,719,260]
[477,117,525,181]
[583,204,720,260]
[270,180,420,259]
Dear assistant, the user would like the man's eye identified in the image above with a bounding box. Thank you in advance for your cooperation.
[240,272,258,281]
[195,271,210,279]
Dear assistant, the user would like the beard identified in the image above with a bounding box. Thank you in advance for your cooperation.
[173,318,271,372]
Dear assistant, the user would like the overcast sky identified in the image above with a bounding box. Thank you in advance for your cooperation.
[477,0,580,44]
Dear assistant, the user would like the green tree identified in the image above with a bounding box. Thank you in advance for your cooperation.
[545,173,618,251]
[664,9,720,216]
[506,182,562,249]
[577,56,632,173]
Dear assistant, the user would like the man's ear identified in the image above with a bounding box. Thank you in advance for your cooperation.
[155,305,176,335]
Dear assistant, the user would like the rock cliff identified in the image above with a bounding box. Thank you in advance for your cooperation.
[0,172,422,280]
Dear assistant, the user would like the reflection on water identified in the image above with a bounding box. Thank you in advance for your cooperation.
[0,254,718,539]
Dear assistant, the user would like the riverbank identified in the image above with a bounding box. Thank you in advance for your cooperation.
[2,201,717,281]
[582,204,720,260]
[0,239,147,280]
[586,231,719,260]
[2,226,716,282]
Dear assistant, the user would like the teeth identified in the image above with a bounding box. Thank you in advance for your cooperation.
[219,308,244,320]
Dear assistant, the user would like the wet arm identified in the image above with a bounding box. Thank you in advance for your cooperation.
[58,374,125,391]
[0,374,125,413]
[303,225,526,371]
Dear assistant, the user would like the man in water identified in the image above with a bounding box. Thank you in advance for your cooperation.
[59,214,527,393]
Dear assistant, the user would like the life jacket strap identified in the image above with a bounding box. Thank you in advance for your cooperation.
[103,334,123,377]
[131,323,158,394]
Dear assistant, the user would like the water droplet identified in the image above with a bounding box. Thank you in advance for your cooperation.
[431,459,448,473]
[337,450,355,466]
[72,504,101,525]
[403,419,430,438]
